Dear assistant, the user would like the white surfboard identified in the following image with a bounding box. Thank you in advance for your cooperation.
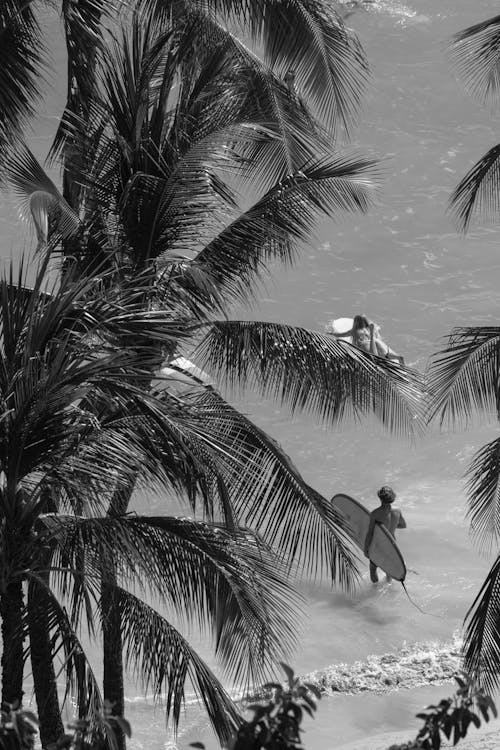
[159,356,213,387]
[331,493,406,582]
[327,317,354,343]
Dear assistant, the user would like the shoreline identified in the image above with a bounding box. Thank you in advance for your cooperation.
[336,723,500,750]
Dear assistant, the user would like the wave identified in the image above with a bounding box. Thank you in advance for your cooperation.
[302,635,463,696]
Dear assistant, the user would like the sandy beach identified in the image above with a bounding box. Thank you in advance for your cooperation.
[288,681,500,750]
[337,724,500,750]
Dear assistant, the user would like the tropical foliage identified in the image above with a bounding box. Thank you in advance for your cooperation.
[424,13,500,698]
[448,13,500,230]
[0,260,316,748]
[0,0,368,169]
[0,1,428,749]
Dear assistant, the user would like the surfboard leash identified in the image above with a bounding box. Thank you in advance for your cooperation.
[401,580,446,619]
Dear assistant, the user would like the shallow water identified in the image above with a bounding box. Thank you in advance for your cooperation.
[4,0,500,747]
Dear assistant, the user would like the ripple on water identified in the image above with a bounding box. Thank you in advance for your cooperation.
[339,0,430,25]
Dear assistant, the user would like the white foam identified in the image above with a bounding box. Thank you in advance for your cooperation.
[302,634,463,695]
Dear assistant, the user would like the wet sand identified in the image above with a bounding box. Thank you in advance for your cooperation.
[294,681,499,750]
[337,723,500,750]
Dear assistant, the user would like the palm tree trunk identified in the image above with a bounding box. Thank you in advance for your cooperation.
[28,577,65,748]
[0,579,25,708]
[101,480,135,750]
[102,566,125,748]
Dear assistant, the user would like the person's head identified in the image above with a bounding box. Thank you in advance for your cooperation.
[377,486,396,504]
[353,314,370,330]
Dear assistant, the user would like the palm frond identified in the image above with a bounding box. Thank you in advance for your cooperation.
[50,0,116,160]
[165,18,332,184]
[117,588,241,743]
[196,322,424,437]
[149,0,368,133]
[0,261,196,488]
[77,19,336,264]
[449,15,500,106]
[43,514,301,687]
[151,385,359,585]
[465,437,500,552]
[448,144,500,232]
[427,326,500,426]
[4,145,80,246]
[0,1,44,164]
[174,157,378,306]
[257,0,369,133]
[463,554,500,695]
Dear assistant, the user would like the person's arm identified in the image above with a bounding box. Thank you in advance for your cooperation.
[329,328,354,338]
[364,515,376,556]
[369,323,376,354]
[397,511,407,529]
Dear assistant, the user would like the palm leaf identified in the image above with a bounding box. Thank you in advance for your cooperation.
[449,14,500,106]
[0,1,43,164]
[4,145,80,246]
[465,437,500,552]
[0,261,196,489]
[196,322,424,437]
[50,0,117,162]
[169,157,378,307]
[150,385,359,584]
[448,144,500,232]
[149,0,369,133]
[256,0,368,133]
[117,588,241,743]
[427,326,500,426]
[77,18,338,263]
[463,554,500,695]
[42,514,301,687]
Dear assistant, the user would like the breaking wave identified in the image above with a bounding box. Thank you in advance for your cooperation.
[303,635,463,696]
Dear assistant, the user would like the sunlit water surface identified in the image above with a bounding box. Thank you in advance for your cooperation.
[4,0,500,747]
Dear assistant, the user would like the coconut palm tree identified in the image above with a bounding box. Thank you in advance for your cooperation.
[0,257,320,747]
[0,0,367,171]
[3,10,426,746]
[448,13,500,230]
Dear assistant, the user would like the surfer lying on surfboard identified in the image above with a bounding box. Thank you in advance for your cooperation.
[364,486,407,584]
[328,314,405,365]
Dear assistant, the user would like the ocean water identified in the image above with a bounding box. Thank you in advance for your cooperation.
[4,0,500,747]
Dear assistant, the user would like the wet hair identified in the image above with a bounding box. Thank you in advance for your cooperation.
[353,314,371,329]
[377,486,396,504]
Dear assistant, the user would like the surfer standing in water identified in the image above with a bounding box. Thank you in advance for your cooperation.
[329,314,405,365]
[364,486,407,584]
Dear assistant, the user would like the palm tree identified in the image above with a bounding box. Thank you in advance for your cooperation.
[3,9,426,746]
[448,13,500,230]
[0,0,367,171]
[0,258,316,747]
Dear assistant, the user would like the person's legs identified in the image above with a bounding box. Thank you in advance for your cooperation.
[369,561,379,583]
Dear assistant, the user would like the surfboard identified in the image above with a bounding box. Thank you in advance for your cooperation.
[159,356,213,387]
[331,493,407,582]
[328,317,354,343]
